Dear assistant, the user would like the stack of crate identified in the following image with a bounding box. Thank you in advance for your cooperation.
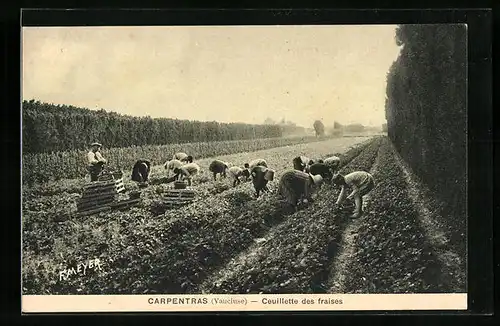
[97,170,125,193]
[77,180,120,213]
[76,171,146,216]
[161,188,196,208]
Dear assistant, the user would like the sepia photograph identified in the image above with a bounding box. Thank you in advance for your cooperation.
[21,23,468,311]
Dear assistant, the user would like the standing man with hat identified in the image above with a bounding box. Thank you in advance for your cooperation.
[87,142,107,182]
[278,169,323,211]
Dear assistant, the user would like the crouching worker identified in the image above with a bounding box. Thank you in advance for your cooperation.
[278,170,323,211]
[228,166,251,187]
[164,159,183,177]
[308,162,334,182]
[209,160,229,181]
[332,171,375,218]
[87,142,107,182]
[323,156,341,173]
[174,162,200,186]
[250,165,272,198]
[131,159,151,183]
[173,152,193,163]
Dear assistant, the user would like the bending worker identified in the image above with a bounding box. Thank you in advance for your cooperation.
[131,159,151,183]
[292,155,310,172]
[173,162,200,186]
[250,165,271,198]
[323,155,341,173]
[165,159,183,177]
[209,159,229,181]
[228,166,251,187]
[278,169,323,211]
[332,171,375,218]
[173,152,194,163]
[87,142,107,182]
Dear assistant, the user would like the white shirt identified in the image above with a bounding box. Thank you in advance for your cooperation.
[324,156,341,167]
[165,159,183,170]
[336,171,373,205]
[87,151,107,165]
[228,166,243,178]
[173,152,188,161]
[181,163,200,176]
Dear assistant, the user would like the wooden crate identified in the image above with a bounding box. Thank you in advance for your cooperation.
[109,198,142,210]
[78,179,121,212]
[75,198,142,217]
[97,171,125,193]
[161,188,196,208]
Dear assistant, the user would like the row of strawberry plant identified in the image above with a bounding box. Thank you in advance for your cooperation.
[338,139,455,293]
[22,138,373,294]
[203,137,382,294]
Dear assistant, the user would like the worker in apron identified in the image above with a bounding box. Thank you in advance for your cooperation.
[278,170,323,211]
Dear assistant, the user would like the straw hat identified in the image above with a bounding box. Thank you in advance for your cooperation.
[309,173,323,185]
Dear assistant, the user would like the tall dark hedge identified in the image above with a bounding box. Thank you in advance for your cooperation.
[385,24,467,251]
[22,100,306,154]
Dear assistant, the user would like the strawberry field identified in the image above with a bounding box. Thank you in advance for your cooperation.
[21,136,465,295]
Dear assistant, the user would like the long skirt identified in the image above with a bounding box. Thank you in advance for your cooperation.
[278,170,310,206]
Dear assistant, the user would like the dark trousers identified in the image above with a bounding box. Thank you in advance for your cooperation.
[89,163,104,181]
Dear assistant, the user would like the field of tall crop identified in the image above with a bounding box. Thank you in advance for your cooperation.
[21,136,465,295]
[22,134,333,185]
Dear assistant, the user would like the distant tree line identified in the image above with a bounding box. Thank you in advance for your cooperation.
[385,25,467,249]
[327,121,383,137]
[22,100,302,154]
[263,117,309,137]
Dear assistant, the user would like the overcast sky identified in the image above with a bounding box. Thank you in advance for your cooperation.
[22,25,401,128]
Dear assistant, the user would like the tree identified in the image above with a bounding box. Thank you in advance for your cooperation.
[264,118,276,125]
[333,121,343,129]
[385,24,467,252]
[313,120,325,137]
[344,123,365,132]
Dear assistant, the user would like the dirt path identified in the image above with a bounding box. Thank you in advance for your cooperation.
[196,141,373,293]
[324,138,464,294]
[392,149,465,292]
